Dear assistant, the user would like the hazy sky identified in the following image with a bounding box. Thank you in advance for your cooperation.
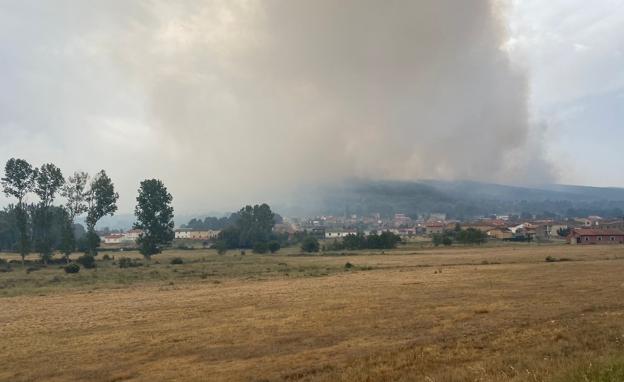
[1,1,623,214]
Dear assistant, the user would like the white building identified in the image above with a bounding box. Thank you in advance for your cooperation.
[174,229,193,239]
[325,230,358,239]
[102,233,123,244]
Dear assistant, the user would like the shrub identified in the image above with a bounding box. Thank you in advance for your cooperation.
[119,257,143,268]
[102,254,111,261]
[301,236,320,253]
[64,263,80,274]
[253,242,268,254]
[77,254,96,269]
[170,257,184,265]
[432,234,444,247]
[213,240,227,255]
[344,262,354,269]
[268,241,281,253]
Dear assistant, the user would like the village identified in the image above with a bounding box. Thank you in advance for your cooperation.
[99,213,624,248]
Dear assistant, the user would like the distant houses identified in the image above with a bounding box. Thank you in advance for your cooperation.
[101,227,221,247]
[425,222,445,235]
[568,228,624,245]
[174,228,220,241]
[325,230,359,239]
[101,229,143,246]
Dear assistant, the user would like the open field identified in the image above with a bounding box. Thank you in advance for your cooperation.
[2,244,624,381]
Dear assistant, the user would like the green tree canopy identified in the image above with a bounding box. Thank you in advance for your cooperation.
[32,163,64,262]
[85,170,119,255]
[1,158,35,262]
[134,179,175,259]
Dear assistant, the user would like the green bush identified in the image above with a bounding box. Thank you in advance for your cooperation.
[268,241,281,253]
[77,254,96,269]
[301,236,320,253]
[119,257,143,268]
[170,257,184,265]
[64,263,80,274]
[213,240,227,255]
[253,242,268,254]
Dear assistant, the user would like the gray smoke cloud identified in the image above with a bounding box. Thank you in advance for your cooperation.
[0,0,554,213]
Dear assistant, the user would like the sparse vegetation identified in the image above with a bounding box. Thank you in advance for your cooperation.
[301,236,320,253]
[170,257,184,265]
[64,263,80,274]
[1,244,624,381]
[76,254,96,269]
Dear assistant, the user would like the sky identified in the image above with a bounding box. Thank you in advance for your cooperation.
[1,1,623,214]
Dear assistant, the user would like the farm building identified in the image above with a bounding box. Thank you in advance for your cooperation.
[425,222,445,235]
[102,233,123,245]
[567,229,624,245]
[325,230,358,239]
[487,228,513,240]
[174,229,220,240]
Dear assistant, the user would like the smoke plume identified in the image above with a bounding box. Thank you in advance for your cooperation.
[0,0,553,213]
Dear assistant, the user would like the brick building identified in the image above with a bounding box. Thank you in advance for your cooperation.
[567,228,624,245]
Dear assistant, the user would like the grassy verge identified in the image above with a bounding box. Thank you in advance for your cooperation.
[0,249,373,297]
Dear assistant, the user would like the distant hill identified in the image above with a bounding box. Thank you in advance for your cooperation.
[280,179,624,219]
[91,180,624,227]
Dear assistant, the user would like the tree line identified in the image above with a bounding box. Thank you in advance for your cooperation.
[215,204,286,254]
[1,158,176,264]
[431,225,488,247]
[325,231,402,251]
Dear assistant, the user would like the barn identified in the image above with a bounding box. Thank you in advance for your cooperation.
[567,228,624,245]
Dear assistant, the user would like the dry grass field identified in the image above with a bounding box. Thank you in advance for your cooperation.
[1,244,624,381]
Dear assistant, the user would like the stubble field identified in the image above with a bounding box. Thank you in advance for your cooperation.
[1,244,624,381]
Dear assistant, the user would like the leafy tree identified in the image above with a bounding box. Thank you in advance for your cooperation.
[77,254,96,269]
[301,236,320,253]
[216,203,276,249]
[213,240,228,255]
[252,242,268,254]
[267,241,281,253]
[1,158,35,263]
[32,163,64,263]
[62,171,89,221]
[456,228,487,245]
[366,231,401,249]
[58,209,75,263]
[64,263,80,274]
[184,214,239,230]
[237,204,275,248]
[0,207,19,251]
[432,233,444,247]
[432,232,453,247]
[85,170,119,255]
[59,172,89,261]
[343,232,367,250]
[219,225,242,249]
[557,227,571,237]
[134,179,174,259]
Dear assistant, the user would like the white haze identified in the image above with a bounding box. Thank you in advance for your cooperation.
[0,0,554,214]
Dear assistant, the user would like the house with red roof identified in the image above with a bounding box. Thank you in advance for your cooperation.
[567,228,624,245]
